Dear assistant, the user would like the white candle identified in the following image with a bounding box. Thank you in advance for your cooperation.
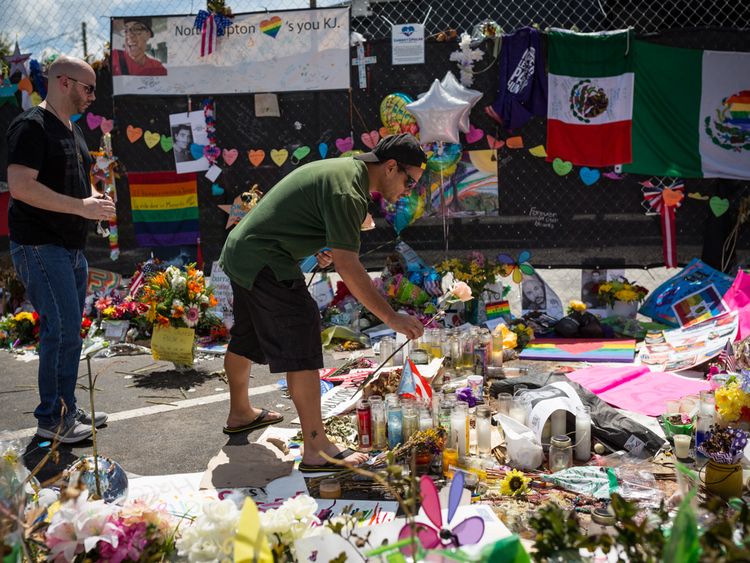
[509,398,528,425]
[575,407,592,462]
[551,410,567,438]
[673,434,691,459]
[476,416,491,455]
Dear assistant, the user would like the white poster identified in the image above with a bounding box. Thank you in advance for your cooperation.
[168,111,209,174]
[521,271,564,318]
[209,260,233,329]
[391,23,424,65]
[111,7,350,96]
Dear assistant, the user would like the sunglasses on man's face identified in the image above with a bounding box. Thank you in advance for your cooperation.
[397,164,418,190]
[58,75,96,95]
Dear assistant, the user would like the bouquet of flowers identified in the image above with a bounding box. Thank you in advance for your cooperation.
[697,425,748,464]
[94,291,149,321]
[0,311,39,346]
[715,371,750,424]
[596,277,649,306]
[436,251,504,300]
[138,264,217,329]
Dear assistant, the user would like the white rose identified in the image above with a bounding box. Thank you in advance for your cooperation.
[260,508,294,535]
[188,540,221,562]
[203,499,240,525]
[282,495,318,520]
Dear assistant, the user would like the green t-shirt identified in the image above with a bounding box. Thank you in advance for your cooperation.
[220,158,370,289]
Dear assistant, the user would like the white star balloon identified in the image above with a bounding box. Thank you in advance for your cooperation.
[440,71,482,133]
[406,79,470,145]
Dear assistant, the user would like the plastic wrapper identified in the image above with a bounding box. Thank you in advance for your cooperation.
[0,437,32,551]
[542,466,618,499]
[495,414,543,470]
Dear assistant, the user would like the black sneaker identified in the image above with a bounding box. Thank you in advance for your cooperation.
[75,408,109,428]
[36,418,93,444]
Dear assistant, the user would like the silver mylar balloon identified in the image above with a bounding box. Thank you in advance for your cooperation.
[66,455,128,504]
[406,79,470,145]
[440,71,483,133]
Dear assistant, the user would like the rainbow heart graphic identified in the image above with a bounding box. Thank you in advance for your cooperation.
[261,16,283,38]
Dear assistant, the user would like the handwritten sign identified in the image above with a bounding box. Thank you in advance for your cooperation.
[151,325,195,365]
[528,206,559,229]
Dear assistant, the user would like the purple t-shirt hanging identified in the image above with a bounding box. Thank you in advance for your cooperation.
[491,27,548,130]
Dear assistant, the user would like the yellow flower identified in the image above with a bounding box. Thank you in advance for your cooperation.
[13,312,35,323]
[500,469,530,496]
[568,300,587,312]
[598,283,612,294]
[715,382,750,422]
[614,289,638,302]
[102,306,116,318]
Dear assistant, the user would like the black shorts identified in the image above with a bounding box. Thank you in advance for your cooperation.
[228,266,323,373]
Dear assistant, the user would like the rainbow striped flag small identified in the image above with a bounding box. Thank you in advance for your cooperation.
[485,300,511,320]
[128,171,199,247]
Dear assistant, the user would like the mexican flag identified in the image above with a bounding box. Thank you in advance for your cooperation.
[546,29,634,167]
[623,41,750,179]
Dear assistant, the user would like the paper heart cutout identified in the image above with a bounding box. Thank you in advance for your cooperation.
[465,124,483,144]
[70,113,82,122]
[143,131,160,149]
[204,145,221,162]
[688,192,709,201]
[260,16,282,38]
[403,124,419,135]
[552,158,573,176]
[160,135,173,152]
[506,136,524,149]
[318,142,328,159]
[335,137,354,153]
[361,130,380,149]
[17,77,33,93]
[486,135,504,150]
[379,126,390,138]
[662,188,684,207]
[100,118,114,135]
[709,196,729,217]
[270,148,288,167]
[86,113,103,130]
[558,342,603,355]
[579,167,600,186]
[248,149,265,167]
[528,145,547,158]
[292,145,311,163]
[190,143,205,160]
[222,148,239,166]
[211,183,224,196]
[126,125,143,143]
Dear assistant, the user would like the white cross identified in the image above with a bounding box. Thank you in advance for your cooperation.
[351,43,377,89]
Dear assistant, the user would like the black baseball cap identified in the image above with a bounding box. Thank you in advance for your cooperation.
[354,133,427,169]
[123,16,154,37]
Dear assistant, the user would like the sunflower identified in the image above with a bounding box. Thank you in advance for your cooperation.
[500,469,531,497]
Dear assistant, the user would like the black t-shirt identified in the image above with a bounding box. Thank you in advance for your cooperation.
[6,106,92,248]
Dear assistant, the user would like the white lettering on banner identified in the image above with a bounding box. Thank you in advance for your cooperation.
[507,47,536,94]
[529,207,559,229]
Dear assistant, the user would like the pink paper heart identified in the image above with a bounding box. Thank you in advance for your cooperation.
[465,124,483,144]
[99,118,113,134]
[86,113,103,130]
[360,130,380,150]
[222,148,239,166]
[335,137,354,153]
[558,342,604,355]
[203,145,221,161]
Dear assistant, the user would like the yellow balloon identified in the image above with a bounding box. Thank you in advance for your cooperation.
[380,93,417,131]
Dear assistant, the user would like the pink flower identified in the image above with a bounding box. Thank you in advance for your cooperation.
[95,297,113,312]
[98,518,149,563]
[449,281,473,302]
[184,306,200,328]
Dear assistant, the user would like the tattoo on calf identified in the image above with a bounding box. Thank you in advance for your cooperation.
[311,430,318,439]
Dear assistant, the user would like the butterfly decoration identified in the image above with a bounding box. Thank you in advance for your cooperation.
[398,472,485,555]
[497,250,535,284]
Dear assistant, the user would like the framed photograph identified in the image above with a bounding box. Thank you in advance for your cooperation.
[168,111,209,174]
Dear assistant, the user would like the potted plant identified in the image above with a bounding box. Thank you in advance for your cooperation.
[596,277,649,319]
[697,425,748,499]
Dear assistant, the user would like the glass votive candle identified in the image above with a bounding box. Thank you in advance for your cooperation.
[442,447,459,478]
[319,478,341,499]
[664,399,680,415]
[673,434,691,459]
[509,396,529,425]
[495,392,513,415]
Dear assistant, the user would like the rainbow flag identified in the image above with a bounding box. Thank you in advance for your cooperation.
[128,171,199,247]
[519,338,636,363]
[485,300,511,320]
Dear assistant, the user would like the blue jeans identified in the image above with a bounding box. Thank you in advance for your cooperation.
[10,242,87,427]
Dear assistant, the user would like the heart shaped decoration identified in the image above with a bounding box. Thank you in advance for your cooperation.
[662,188,684,207]
[379,126,390,138]
[404,124,419,135]
[688,192,709,201]
[17,77,33,93]
[465,124,483,144]
[248,149,265,167]
[86,113,103,130]
[160,135,173,152]
[528,145,547,158]
[361,130,380,150]
[579,167,601,186]
[126,125,143,143]
[70,113,82,122]
[318,142,328,159]
[100,118,114,135]
[335,137,354,153]
[260,16,283,38]
[211,183,224,196]
[292,145,311,163]
[506,136,524,149]
[204,145,221,162]
[709,196,729,217]
[486,135,504,150]
[401,25,415,36]
[558,342,604,355]
[143,131,160,149]
[190,143,205,160]
[222,148,239,166]
[552,158,573,176]
[270,148,288,167]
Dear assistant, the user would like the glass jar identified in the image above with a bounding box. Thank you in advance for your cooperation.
[451,401,469,459]
[370,395,387,450]
[476,405,492,455]
[379,336,395,367]
[548,435,573,472]
[387,405,403,449]
[402,403,419,442]
[460,332,475,372]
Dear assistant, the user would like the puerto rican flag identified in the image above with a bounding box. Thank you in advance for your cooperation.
[397,359,433,401]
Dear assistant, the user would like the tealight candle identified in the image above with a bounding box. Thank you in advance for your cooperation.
[673,434,691,459]
[319,478,341,499]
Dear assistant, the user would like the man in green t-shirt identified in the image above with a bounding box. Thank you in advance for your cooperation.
[219,134,426,471]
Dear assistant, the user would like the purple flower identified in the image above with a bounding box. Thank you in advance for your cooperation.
[456,387,478,408]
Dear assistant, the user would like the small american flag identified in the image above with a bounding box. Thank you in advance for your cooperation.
[719,341,737,372]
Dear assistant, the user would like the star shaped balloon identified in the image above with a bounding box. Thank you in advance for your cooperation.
[440,71,482,133]
[406,79,470,145]
[5,42,31,78]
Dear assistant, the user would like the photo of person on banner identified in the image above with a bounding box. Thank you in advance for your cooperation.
[171,124,194,164]
[111,17,167,77]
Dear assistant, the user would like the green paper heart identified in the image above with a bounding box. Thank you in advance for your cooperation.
[160,135,173,152]
[552,158,573,176]
[709,196,729,217]
[292,145,311,163]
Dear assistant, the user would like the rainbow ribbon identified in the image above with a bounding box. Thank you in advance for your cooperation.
[641,180,684,268]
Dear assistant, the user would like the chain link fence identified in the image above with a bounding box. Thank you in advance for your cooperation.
[1,0,749,285]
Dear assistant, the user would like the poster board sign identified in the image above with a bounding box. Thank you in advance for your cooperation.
[111,7,350,95]
[392,23,424,65]
[209,261,234,329]
[151,325,195,365]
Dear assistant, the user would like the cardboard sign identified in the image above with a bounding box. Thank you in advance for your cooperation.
[151,325,195,365]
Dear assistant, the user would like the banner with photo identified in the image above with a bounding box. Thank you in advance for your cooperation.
[111,7,350,96]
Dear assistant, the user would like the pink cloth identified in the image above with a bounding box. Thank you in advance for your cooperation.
[567,366,712,416]
[723,269,750,341]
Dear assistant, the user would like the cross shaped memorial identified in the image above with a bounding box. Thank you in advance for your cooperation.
[351,43,377,89]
